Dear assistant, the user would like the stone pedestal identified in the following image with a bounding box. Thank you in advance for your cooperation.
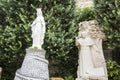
[14,48,49,80]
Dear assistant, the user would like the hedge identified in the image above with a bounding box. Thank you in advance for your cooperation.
[94,0,120,49]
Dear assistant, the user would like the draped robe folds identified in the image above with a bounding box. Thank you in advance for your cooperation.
[31,15,46,49]
[76,37,108,80]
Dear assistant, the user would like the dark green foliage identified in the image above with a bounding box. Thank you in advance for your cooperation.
[64,75,74,80]
[107,61,120,80]
[113,48,120,64]
[94,0,120,49]
[0,0,32,79]
[75,7,95,22]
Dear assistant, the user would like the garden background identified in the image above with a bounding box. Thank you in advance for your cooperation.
[0,0,120,80]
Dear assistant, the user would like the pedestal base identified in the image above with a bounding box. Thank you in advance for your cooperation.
[76,76,108,80]
[14,48,49,80]
[14,69,47,80]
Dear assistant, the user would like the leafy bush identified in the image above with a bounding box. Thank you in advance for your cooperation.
[107,60,120,80]
[0,0,31,79]
[94,0,120,49]
[64,75,74,80]
[75,7,95,22]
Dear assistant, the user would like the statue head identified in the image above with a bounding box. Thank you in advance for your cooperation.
[87,20,105,39]
[36,8,42,16]
[78,20,105,39]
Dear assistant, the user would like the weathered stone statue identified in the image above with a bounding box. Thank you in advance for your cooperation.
[31,8,46,50]
[76,20,108,80]
[14,8,49,80]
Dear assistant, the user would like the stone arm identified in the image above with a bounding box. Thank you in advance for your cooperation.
[76,39,81,49]
[31,16,45,27]
[31,18,37,27]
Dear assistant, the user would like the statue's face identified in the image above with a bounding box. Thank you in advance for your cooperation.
[36,8,42,16]
[82,32,88,38]
[37,12,42,16]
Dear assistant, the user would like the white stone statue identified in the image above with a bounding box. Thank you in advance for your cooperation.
[76,20,108,80]
[31,8,46,50]
[14,8,49,80]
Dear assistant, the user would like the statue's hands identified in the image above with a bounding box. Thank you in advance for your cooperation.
[75,40,80,49]
[31,23,34,27]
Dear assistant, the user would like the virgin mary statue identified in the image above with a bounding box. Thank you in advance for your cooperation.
[31,8,46,50]
[76,20,108,80]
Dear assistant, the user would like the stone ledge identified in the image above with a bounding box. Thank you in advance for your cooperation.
[26,48,46,55]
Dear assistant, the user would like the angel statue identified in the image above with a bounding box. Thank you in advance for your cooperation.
[76,20,108,80]
[31,8,46,50]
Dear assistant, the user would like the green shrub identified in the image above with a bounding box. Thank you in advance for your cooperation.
[94,0,120,49]
[75,7,95,22]
[64,75,74,80]
[107,60,120,80]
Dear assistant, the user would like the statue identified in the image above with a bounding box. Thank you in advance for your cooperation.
[76,20,108,80]
[14,8,49,80]
[31,8,46,50]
